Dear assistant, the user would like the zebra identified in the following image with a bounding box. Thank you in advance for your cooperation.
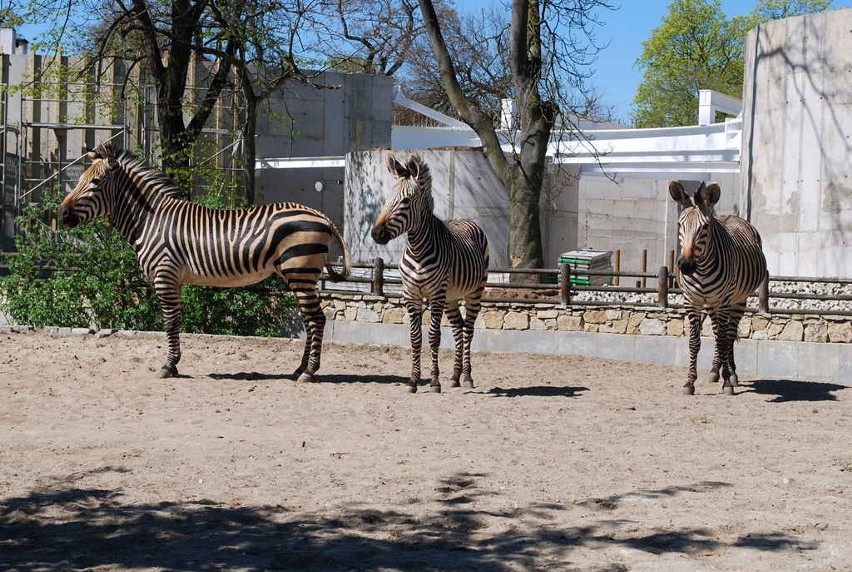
[59,141,350,381]
[371,152,489,393]
[669,180,767,395]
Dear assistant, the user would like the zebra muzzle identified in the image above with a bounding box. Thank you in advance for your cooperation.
[371,225,390,245]
[678,256,696,276]
[58,205,81,228]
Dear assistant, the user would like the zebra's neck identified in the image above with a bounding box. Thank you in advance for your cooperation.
[406,212,447,257]
[108,164,173,244]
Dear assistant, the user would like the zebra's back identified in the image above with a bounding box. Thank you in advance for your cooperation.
[681,215,766,307]
[140,201,342,287]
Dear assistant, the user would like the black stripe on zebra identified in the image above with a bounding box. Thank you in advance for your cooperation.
[669,180,767,396]
[371,152,489,394]
[59,141,351,381]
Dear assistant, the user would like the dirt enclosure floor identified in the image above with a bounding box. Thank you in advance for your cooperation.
[1,330,851,571]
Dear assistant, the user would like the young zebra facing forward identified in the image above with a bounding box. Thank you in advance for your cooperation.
[371,152,489,393]
[59,142,350,381]
[669,181,767,395]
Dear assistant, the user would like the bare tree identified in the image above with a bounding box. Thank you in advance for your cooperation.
[417,0,613,273]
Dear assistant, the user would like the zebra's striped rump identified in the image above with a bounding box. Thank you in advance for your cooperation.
[669,181,767,395]
[373,152,489,393]
[61,141,351,381]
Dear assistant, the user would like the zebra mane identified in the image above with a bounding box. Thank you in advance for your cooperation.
[93,142,185,200]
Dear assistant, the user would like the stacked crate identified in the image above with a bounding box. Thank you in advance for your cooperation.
[558,249,613,286]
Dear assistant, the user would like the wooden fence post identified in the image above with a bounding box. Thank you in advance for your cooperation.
[559,262,571,307]
[372,257,385,297]
[613,249,621,286]
[658,266,669,307]
[758,270,769,313]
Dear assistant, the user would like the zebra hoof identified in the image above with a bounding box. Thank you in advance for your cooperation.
[428,382,442,394]
[462,379,474,389]
[407,381,418,393]
[723,385,735,396]
[730,373,739,387]
[682,384,695,395]
[159,365,178,378]
[296,372,315,383]
[707,371,720,383]
[449,376,461,388]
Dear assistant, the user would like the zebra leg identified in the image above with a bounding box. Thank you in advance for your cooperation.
[427,299,445,393]
[684,308,703,395]
[707,312,722,383]
[445,300,464,387]
[715,307,736,395]
[405,298,424,393]
[727,304,747,389]
[292,289,325,383]
[461,293,483,388]
[154,278,182,378]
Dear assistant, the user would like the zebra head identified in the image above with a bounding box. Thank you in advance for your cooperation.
[669,180,721,276]
[370,152,434,245]
[59,142,119,228]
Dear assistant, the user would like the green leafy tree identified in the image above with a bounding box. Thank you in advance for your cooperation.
[634,0,832,128]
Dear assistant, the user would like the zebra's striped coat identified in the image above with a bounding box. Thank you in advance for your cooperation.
[60,142,350,380]
[669,180,767,395]
[371,152,489,393]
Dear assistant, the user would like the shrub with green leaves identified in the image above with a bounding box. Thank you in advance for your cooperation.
[0,186,298,337]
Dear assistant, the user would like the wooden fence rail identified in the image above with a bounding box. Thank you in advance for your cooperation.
[3,253,851,317]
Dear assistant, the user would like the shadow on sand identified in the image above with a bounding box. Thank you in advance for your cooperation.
[743,379,848,402]
[0,469,816,571]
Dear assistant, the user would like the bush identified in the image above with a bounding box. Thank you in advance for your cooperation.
[0,187,298,336]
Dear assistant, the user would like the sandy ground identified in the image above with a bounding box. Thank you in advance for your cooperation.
[1,330,851,571]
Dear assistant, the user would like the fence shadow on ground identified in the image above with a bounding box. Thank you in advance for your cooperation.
[486,385,589,398]
[0,468,816,571]
[206,371,410,385]
[744,379,849,402]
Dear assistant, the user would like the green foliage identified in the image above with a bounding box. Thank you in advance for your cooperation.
[0,188,162,330]
[0,185,298,337]
[632,0,832,127]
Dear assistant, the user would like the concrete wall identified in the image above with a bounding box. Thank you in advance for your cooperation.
[255,73,394,230]
[343,147,740,273]
[319,292,852,383]
[741,9,852,278]
[344,148,511,268]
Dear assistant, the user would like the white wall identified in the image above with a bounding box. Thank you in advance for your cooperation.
[741,9,852,278]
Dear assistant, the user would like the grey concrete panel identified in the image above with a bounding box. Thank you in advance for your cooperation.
[755,340,800,380]
[796,342,842,382]
[322,319,852,385]
[742,9,852,278]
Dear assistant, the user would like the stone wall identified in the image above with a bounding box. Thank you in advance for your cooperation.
[321,293,852,344]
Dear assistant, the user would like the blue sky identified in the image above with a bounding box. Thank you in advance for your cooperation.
[463,0,852,123]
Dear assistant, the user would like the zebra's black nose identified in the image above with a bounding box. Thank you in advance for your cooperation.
[371,225,389,245]
[58,205,80,228]
[678,256,696,276]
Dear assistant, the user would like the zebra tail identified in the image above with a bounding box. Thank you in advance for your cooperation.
[325,220,352,282]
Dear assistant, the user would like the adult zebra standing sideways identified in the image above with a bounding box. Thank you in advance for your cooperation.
[371,152,489,393]
[59,142,350,381]
[669,181,767,395]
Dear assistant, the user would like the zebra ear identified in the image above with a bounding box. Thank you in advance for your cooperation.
[405,153,421,179]
[386,153,409,178]
[699,182,721,207]
[668,181,691,207]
